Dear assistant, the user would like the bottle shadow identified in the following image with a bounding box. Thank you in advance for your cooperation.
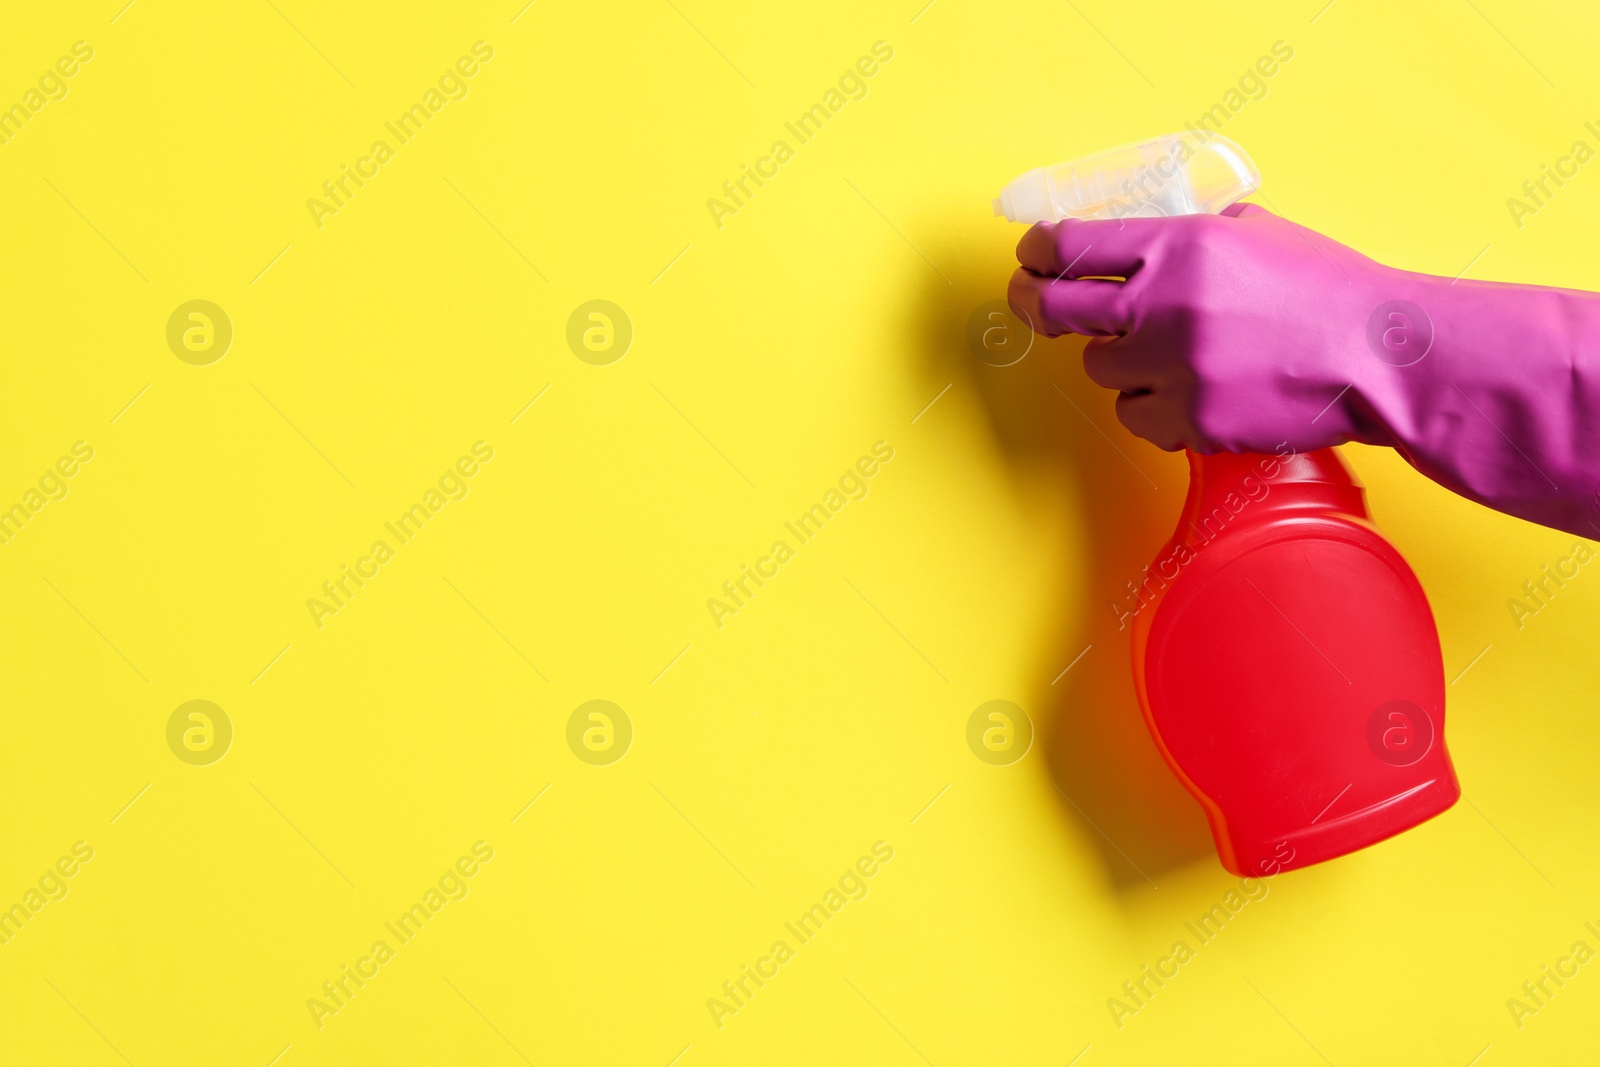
[915,245,1217,895]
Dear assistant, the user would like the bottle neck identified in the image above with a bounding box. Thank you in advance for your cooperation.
[1179,448,1367,533]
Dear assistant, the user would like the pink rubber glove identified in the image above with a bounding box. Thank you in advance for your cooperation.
[1008,203,1600,538]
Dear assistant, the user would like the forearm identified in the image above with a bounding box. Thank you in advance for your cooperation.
[1345,268,1600,537]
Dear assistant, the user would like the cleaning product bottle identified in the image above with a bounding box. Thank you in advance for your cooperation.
[996,133,1459,875]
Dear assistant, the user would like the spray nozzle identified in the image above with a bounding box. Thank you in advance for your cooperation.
[993,132,1259,224]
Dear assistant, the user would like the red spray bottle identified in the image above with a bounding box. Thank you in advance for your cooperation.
[995,134,1459,874]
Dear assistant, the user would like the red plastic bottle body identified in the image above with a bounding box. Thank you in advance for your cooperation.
[1128,448,1459,876]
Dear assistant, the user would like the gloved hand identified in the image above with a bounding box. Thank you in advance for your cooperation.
[1008,203,1600,538]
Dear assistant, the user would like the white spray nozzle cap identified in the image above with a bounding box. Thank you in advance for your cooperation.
[993,132,1259,224]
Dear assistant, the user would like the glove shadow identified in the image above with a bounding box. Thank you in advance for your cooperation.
[917,263,1216,895]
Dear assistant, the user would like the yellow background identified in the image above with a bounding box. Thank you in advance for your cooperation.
[2,0,1598,1063]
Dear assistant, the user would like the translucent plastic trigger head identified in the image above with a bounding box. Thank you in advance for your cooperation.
[992,132,1260,224]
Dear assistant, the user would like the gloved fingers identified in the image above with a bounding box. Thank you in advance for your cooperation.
[1114,390,1190,452]
[1220,201,1276,221]
[1082,337,1163,393]
[1008,270,1130,337]
[1016,218,1153,279]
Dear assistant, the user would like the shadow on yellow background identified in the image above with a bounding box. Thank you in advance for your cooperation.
[916,261,1215,891]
